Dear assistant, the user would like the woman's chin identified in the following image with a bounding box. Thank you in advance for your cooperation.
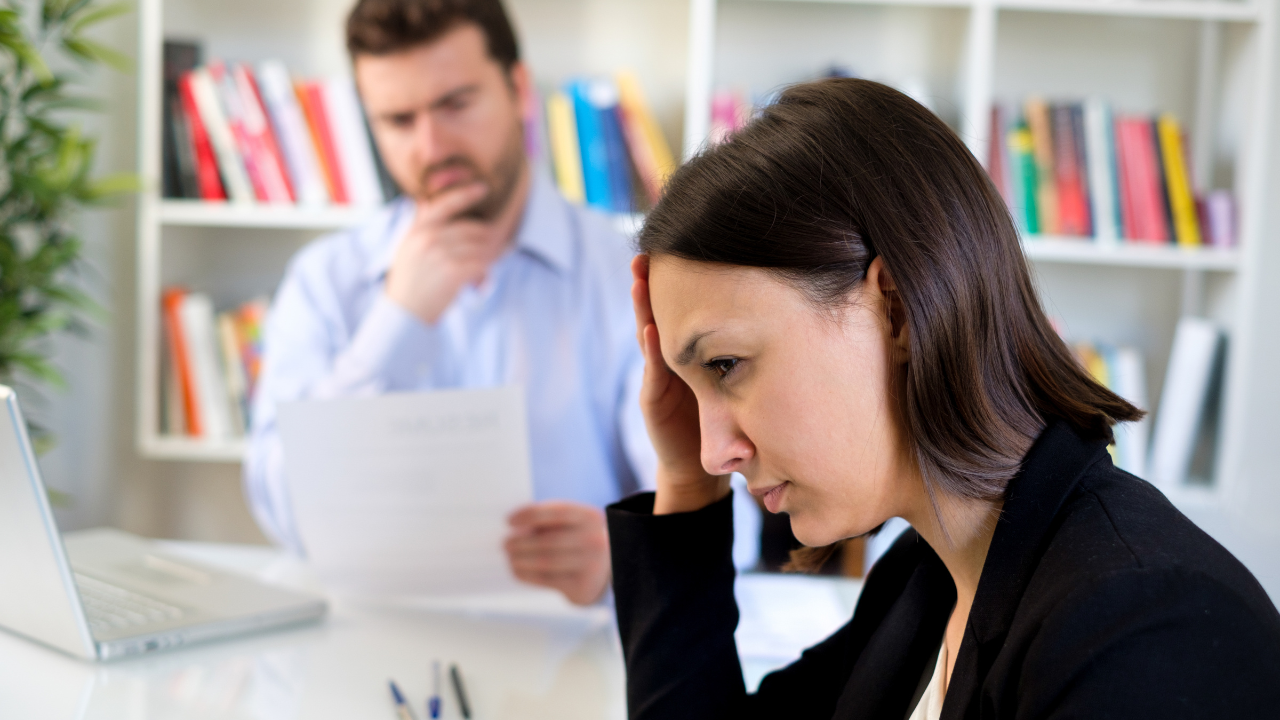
[790,514,886,548]
[789,516,844,548]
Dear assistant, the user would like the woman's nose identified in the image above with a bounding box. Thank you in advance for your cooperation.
[699,405,755,476]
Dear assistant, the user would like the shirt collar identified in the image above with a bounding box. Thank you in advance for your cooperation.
[511,169,575,273]
[365,169,574,283]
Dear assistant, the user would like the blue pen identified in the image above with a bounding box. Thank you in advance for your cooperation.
[428,661,441,719]
[389,679,417,720]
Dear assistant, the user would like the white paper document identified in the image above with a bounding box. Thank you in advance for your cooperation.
[278,387,534,598]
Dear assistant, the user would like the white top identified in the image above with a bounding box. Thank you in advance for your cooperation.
[908,643,947,720]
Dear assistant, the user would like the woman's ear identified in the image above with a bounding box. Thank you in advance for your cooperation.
[866,257,910,364]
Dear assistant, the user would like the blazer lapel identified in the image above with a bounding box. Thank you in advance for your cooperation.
[835,546,955,720]
[942,421,1110,720]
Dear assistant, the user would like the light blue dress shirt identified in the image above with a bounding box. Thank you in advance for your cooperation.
[244,171,760,569]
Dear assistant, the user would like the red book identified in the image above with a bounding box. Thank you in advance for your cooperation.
[1114,118,1137,240]
[234,64,295,203]
[207,61,272,202]
[177,73,226,201]
[298,81,349,204]
[161,288,202,437]
[1128,118,1170,243]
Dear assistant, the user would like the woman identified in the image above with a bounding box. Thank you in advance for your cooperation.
[608,78,1280,720]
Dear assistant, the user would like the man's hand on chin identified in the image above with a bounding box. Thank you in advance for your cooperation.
[505,501,610,606]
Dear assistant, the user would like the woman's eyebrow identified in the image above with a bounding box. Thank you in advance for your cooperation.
[676,331,715,366]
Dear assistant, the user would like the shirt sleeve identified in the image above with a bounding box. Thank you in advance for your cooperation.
[243,243,439,552]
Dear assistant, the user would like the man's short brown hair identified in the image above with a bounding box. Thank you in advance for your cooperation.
[346,0,520,69]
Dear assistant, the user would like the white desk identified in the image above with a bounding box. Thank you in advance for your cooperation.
[0,541,860,720]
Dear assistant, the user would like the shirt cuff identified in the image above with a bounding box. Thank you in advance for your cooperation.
[318,293,438,396]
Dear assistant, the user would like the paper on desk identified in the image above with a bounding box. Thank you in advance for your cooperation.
[279,387,533,598]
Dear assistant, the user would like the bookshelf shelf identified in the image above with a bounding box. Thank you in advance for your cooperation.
[994,0,1260,22]
[158,201,375,231]
[730,0,1257,16]
[1021,238,1241,270]
[141,436,247,463]
[734,0,972,8]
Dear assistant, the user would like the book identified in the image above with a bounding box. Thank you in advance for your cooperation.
[235,299,268,402]
[1083,99,1120,243]
[1024,98,1059,235]
[615,70,676,206]
[1107,345,1149,477]
[298,81,349,205]
[1051,103,1088,237]
[168,95,200,199]
[988,105,1011,207]
[1121,118,1169,243]
[217,313,248,436]
[1205,190,1236,248]
[1070,105,1093,236]
[176,73,226,201]
[599,99,634,213]
[1007,124,1039,235]
[546,90,586,204]
[231,63,295,204]
[188,67,255,203]
[178,293,235,440]
[1114,117,1138,240]
[161,288,202,437]
[572,80,613,212]
[162,41,202,199]
[1156,113,1202,247]
[256,60,330,206]
[1151,119,1176,244]
[210,62,272,203]
[159,300,187,435]
[1149,317,1222,486]
[322,76,385,207]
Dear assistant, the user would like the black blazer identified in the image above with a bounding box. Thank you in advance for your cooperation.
[607,421,1280,719]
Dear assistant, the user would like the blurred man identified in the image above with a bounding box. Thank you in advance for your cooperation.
[245,0,656,605]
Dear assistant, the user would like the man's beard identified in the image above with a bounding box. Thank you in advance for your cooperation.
[416,119,526,222]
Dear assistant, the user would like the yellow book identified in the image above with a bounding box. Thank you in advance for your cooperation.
[546,90,586,205]
[616,70,676,203]
[1156,113,1202,247]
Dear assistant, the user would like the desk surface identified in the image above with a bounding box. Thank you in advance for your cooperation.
[0,541,861,720]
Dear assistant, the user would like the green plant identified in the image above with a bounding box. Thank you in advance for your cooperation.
[0,0,133,452]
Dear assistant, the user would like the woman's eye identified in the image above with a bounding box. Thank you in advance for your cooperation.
[702,357,740,380]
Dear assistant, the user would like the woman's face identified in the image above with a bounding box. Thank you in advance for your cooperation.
[647,255,920,546]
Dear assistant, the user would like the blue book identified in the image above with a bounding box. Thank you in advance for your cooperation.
[599,97,634,213]
[571,80,613,211]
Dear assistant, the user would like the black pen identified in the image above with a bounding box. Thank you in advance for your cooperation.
[449,663,472,719]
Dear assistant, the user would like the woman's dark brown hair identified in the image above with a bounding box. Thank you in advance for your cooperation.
[639,79,1141,558]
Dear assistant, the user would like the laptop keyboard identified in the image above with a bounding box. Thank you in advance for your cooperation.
[75,573,186,634]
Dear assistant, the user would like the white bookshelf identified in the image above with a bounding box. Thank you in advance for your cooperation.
[682,0,1276,504]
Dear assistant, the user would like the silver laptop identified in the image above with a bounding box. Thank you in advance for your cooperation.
[0,386,327,660]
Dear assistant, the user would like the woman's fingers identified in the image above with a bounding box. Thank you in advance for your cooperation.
[631,256,655,348]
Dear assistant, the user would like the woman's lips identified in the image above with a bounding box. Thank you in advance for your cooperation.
[761,482,788,514]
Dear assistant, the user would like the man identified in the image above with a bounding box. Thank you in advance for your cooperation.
[245,0,657,605]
